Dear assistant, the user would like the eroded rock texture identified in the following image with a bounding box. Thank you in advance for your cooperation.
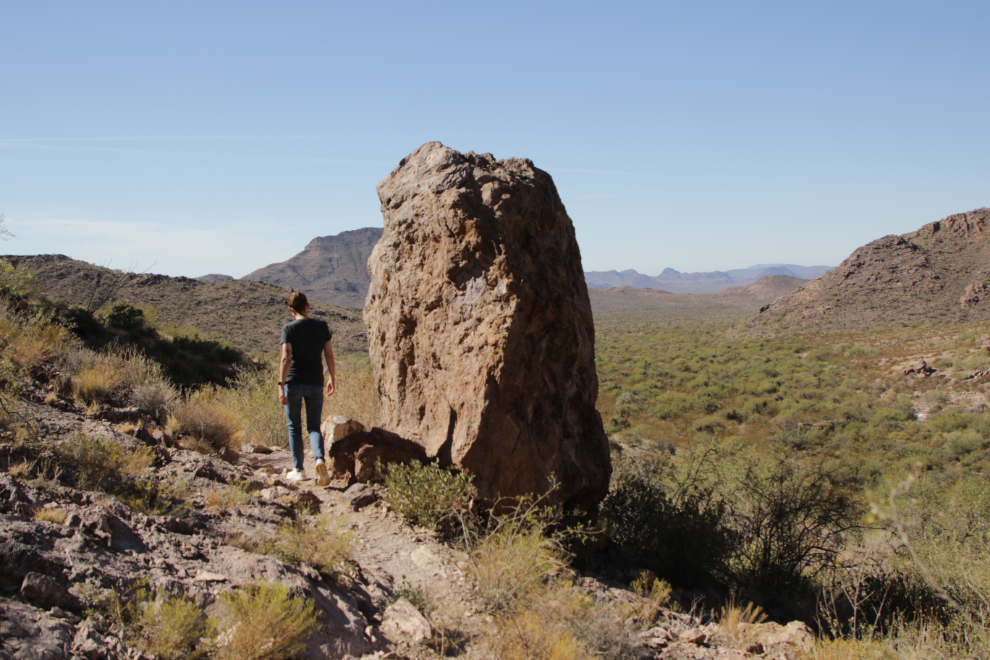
[365,142,610,509]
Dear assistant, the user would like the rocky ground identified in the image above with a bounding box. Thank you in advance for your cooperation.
[1,391,817,660]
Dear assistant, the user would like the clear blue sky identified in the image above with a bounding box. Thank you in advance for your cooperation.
[2,1,988,278]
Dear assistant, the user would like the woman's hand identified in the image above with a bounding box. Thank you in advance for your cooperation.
[278,384,288,406]
[325,378,335,397]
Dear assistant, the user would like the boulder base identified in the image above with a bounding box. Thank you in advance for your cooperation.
[364,142,610,509]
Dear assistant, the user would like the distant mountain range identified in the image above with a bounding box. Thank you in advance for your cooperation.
[584,264,833,294]
[234,227,834,306]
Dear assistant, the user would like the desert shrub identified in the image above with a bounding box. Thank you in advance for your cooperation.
[727,456,861,599]
[67,345,178,416]
[120,479,191,517]
[168,394,243,452]
[483,566,642,659]
[466,496,575,615]
[128,587,213,660]
[383,460,475,537]
[275,513,354,578]
[214,581,320,660]
[629,571,672,624]
[600,456,735,589]
[487,605,592,660]
[942,429,984,457]
[57,435,155,492]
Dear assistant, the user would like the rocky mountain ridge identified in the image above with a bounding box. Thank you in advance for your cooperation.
[744,208,990,335]
[243,228,384,309]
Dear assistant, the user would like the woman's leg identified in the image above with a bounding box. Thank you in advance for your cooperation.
[284,384,305,471]
[302,384,325,462]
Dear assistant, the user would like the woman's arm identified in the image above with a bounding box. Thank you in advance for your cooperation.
[324,339,336,396]
[278,343,292,405]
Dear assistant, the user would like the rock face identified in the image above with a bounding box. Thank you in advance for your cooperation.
[364,142,610,509]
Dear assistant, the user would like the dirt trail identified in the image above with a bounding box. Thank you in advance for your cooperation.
[254,446,490,659]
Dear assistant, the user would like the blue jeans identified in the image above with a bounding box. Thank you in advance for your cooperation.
[284,382,325,471]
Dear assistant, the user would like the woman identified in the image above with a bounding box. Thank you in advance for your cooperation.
[278,290,335,485]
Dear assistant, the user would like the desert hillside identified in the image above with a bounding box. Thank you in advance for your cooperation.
[742,208,990,335]
[6,255,368,355]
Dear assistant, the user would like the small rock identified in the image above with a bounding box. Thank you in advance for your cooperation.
[73,625,109,660]
[678,628,709,645]
[21,572,66,609]
[193,571,228,582]
[242,443,273,454]
[322,416,367,444]
[344,483,378,511]
[382,597,432,643]
[762,620,814,653]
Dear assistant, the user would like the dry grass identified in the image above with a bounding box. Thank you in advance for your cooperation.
[8,460,30,478]
[214,581,320,660]
[487,606,593,660]
[808,639,900,659]
[73,363,124,406]
[57,435,155,491]
[8,325,70,369]
[66,346,178,417]
[32,507,67,524]
[629,571,672,624]
[323,359,380,429]
[716,599,768,648]
[276,513,354,578]
[204,483,250,511]
[168,395,244,452]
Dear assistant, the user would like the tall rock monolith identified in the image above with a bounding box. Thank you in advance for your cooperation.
[364,142,610,510]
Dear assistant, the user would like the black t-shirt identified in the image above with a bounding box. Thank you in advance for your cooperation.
[280,318,332,386]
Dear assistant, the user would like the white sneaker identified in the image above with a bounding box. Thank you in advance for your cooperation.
[315,459,331,487]
[285,469,305,482]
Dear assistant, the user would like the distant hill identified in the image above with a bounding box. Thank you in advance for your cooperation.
[742,208,990,335]
[243,227,383,309]
[585,264,831,294]
[588,274,808,320]
[197,274,233,282]
[7,255,368,355]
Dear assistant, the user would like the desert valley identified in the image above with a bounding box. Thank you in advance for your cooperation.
[1,144,989,660]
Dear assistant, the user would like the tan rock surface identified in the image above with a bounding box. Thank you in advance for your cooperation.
[364,142,610,509]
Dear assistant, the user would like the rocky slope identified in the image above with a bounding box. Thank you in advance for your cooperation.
[742,208,990,335]
[244,228,384,309]
[1,373,819,660]
[6,255,367,355]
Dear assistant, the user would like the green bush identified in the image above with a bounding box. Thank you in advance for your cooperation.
[129,587,213,660]
[383,460,475,537]
[600,457,734,589]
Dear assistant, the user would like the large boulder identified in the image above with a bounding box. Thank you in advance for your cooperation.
[364,142,610,510]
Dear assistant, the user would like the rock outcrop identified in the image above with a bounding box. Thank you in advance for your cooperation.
[364,142,610,510]
[743,208,990,335]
